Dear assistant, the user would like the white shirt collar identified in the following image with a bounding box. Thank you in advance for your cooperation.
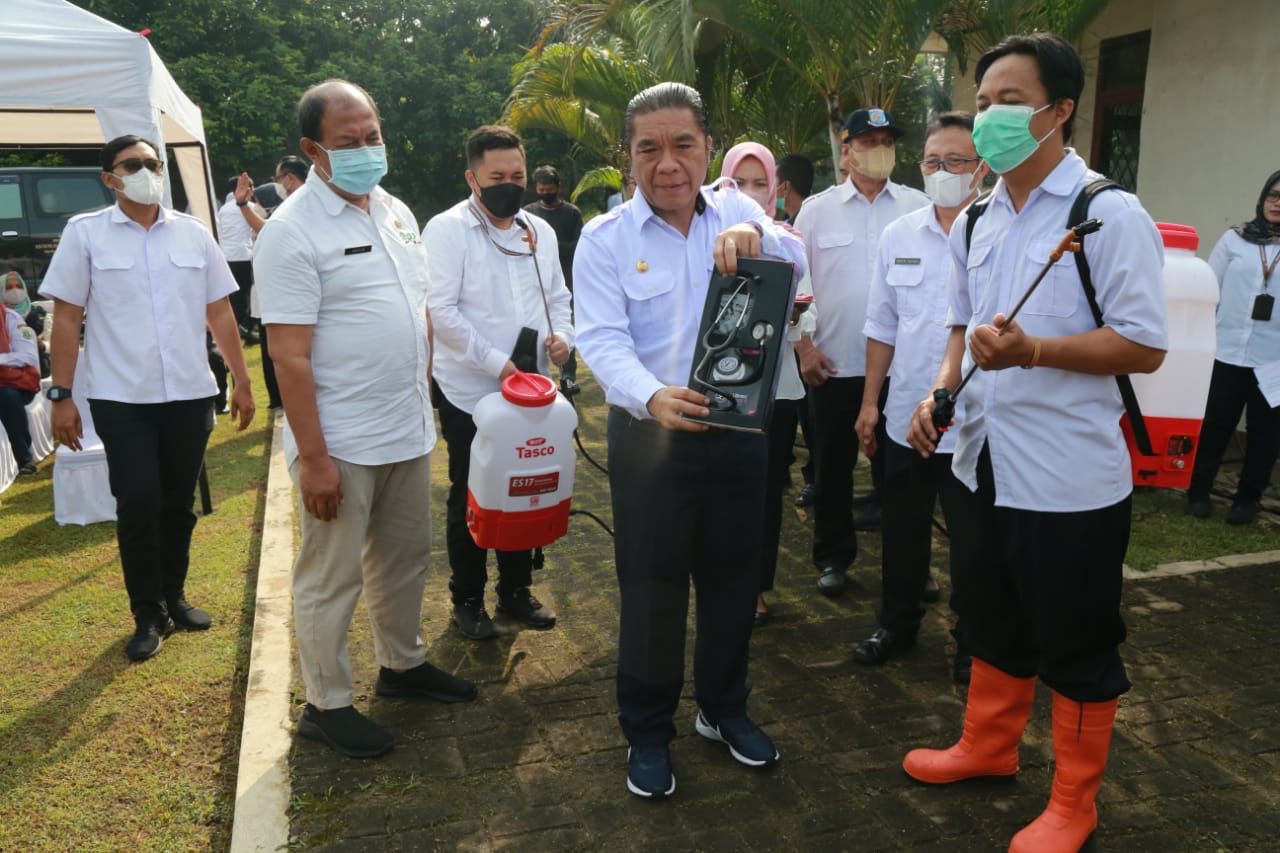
[990,148,1087,210]
[836,176,902,205]
[109,203,170,227]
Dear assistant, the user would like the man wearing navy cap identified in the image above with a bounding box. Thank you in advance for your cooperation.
[794,108,928,597]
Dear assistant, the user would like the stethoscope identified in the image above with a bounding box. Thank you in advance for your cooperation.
[467,201,556,338]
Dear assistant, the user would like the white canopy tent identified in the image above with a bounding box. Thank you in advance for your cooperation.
[0,0,218,234]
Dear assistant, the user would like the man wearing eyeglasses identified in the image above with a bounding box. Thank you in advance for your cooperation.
[852,112,988,680]
[422,125,573,641]
[793,108,929,597]
[40,134,256,662]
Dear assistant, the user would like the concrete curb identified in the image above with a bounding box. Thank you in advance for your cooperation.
[230,415,294,853]
[1124,549,1280,580]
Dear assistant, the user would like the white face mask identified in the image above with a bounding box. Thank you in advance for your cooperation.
[118,169,164,206]
[278,183,290,199]
[924,169,977,209]
[4,287,25,306]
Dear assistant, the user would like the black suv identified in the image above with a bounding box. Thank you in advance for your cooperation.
[0,167,115,290]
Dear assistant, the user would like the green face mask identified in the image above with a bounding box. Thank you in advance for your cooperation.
[972,103,1056,174]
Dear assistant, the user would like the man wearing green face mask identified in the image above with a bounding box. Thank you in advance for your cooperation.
[902,33,1168,853]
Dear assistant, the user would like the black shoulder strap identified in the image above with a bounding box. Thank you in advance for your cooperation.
[1069,178,1155,457]
[964,191,994,252]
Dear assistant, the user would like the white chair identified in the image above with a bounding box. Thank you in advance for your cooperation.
[25,391,53,462]
[0,426,16,496]
[53,362,115,525]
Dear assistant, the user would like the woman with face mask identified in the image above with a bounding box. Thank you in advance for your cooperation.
[1187,169,1280,525]
[0,271,42,475]
[717,141,810,626]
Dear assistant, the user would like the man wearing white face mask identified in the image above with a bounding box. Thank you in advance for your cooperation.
[793,108,928,597]
[40,134,256,662]
[853,112,987,680]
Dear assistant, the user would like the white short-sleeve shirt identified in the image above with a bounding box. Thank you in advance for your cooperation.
[1209,228,1280,368]
[39,204,238,403]
[253,170,436,467]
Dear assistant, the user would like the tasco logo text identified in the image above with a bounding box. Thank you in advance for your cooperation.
[516,438,555,459]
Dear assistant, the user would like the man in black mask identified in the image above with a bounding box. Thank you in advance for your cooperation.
[524,165,583,388]
[423,125,574,640]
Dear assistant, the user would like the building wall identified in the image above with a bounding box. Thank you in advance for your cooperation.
[1072,0,1155,166]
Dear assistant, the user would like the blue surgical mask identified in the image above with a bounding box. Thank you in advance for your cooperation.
[317,144,388,196]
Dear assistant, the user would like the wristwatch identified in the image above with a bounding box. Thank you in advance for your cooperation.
[236,199,249,207]
[46,385,73,401]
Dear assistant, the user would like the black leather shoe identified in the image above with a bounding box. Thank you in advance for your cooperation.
[126,616,175,662]
[167,597,212,630]
[953,652,973,685]
[816,566,847,597]
[794,484,816,508]
[1187,495,1211,518]
[853,503,882,531]
[852,492,879,510]
[920,576,941,603]
[1226,500,1260,525]
[376,662,477,703]
[496,587,557,629]
[452,599,497,640]
[296,703,392,758]
[853,627,916,666]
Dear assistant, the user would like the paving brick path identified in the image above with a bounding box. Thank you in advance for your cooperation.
[287,381,1280,852]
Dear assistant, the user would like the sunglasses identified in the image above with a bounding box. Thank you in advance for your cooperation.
[110,158,165,175]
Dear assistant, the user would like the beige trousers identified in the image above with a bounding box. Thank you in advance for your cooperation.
[290,453,431,709]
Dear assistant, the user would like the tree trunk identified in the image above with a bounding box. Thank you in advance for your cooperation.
[826,90,843,184]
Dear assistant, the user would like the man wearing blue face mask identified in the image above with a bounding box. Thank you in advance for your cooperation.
[902,34,1167,853]
[255,79,478,759]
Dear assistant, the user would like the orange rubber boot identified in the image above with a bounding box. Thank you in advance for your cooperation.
[903,658,1036,784]
[1009,691,1118,853]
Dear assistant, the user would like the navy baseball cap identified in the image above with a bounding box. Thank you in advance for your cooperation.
[842,107,904,141]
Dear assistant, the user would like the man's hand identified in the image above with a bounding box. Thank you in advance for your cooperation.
[546,335,570,367]
[969,313,1034,371]
[907,393,950,458]
[234,173,254,205]
[51,399,83,452]
[713,223,762,275]
[854,403,880,457]
[228,381,256,431]
[299,455,343,522]
[647,386,711,432]
[500,360,519,380]
[797,338,836,386]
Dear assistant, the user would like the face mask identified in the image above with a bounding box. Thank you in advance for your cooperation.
[776,194,786,213]
[317,144,387,196]
[4,286,27,307]
[538,191,559,205]
[118,169,164,206]
[278,182,291,199]
[851,146,895,181]
[479,182,525,219]
[972,103,1056,174]
[924,169,977,208]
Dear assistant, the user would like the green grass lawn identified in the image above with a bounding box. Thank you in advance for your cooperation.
[0,347,273,853]
[1126,485,1280,570]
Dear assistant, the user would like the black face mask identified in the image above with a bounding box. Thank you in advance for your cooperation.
[538,191,559,205]
[479,182,524,218]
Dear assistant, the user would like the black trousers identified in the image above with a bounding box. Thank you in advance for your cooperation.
[433,382,533,604]
[1189,359,1280,504]
[809,376,887,569]
[608,410,765,746]
[878,440,970,637]
[259,321,282,408]
[762,397,803,592]
[0,386,35,465]
[952,444,1131,702]
[795,383,815,486]
[227,260,254,329]
[89,397,215,619]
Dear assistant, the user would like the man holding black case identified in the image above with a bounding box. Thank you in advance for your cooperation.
[424,125,574,641]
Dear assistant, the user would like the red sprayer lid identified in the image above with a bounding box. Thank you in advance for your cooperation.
[1155,222,1199,252]
[501,372,557,408]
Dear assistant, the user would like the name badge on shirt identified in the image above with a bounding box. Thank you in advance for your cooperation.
[344,245,373,256]
[894,257,922,266]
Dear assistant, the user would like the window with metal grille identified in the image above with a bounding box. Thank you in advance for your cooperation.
[1091,31,1150,192]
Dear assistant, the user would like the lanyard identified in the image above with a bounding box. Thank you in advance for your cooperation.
[1261,244,1280,289]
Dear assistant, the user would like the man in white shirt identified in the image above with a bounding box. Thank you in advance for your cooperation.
[215,177,259,341]
[902,35,1167,853]
[853,112,987,679]
[575,82,805,799]
[423,125,573,642]
[41,134,255,662]
[794,108,929,596]
[255,80,477,759]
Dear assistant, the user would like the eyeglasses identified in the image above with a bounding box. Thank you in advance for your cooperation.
[110,158,165,175]
[1265,191,1280,203]
[919,156,981,174]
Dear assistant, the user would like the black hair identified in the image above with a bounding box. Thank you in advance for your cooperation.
[465,125,524,170]
[975,32,1084,143]
[1234,169,1280,245]
[297,79,380,141]
[100,135,157,172]
[277,155,308,182]
[776,154,814,198]
[623,82,710,149]
[925,110,975,140]
[226,176,240,193]
[532,165,560,185]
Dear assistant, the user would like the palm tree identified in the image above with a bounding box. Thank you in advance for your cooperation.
[934,0,1113,74]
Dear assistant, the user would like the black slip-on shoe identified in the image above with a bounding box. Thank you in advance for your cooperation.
[375,662,477,703]
[853,627,917,666]
[126,617,176,662]
[451,599,497,640]
[816,566,847,597]
[1226,500,1260,525]
[695,712,779,768]
[496,587,557,629]
[167,597,212,630]
[296,703,393,758]
[627,745,676,799]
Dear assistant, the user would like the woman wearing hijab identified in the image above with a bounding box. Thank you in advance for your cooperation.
[1,270,41,475]
[717,142,811,625]
[1188,170,1280,524]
